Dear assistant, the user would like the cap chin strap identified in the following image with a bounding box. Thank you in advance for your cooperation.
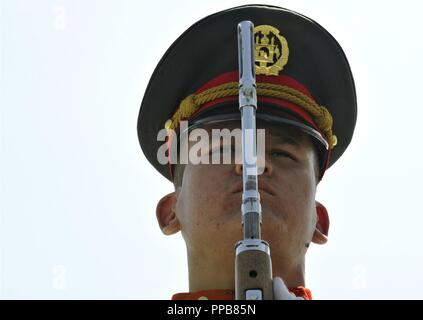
[184,112,329,150]
[165,81,337,149]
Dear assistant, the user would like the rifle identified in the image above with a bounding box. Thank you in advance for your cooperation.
[235,21,274,300]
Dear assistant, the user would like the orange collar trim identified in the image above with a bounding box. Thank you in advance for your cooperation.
[172,287,312,300]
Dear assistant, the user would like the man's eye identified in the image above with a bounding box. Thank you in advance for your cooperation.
[270,150,296,161]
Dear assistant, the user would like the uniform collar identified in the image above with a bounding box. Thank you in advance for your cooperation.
[172,287,312,300]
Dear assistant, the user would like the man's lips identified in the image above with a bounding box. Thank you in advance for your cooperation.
[231,180,276,196]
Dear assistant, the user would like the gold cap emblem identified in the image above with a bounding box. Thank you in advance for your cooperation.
[254,25,289,76]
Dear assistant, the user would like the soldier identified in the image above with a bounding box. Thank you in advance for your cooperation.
[138,4,356,300]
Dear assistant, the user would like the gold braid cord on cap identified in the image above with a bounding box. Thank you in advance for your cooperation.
[164,82,337,149]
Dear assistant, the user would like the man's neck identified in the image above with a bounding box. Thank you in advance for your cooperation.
[187,250,306,292]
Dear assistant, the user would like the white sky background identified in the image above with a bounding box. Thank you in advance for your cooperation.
[1,0,422,300]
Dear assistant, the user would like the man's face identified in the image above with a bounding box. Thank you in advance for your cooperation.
[174,121,319,269]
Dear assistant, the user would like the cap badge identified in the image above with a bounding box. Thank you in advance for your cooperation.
[254,25,289,76]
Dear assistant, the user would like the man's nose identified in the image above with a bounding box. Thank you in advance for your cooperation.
[234,153,273,176]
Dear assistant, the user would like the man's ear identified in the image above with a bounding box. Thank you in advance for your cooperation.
[311,201,330,245]
[156,192,181,235]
